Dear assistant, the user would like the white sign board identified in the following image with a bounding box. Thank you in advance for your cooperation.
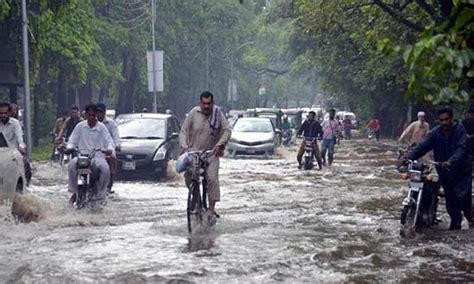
[228,79,237,102]
[147,50,164,92]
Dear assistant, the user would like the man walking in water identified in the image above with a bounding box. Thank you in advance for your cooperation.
[320,109,341,166]
[400,111,430,146]
[179,91,232,224]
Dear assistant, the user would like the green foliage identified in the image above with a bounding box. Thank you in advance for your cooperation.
[31,142,53,161]
[379,2,474,105]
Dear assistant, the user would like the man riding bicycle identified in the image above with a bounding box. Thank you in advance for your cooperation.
[296,111,323,170]
[179,91,231,224]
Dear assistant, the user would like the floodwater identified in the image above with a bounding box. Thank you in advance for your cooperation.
[1,139,473,283]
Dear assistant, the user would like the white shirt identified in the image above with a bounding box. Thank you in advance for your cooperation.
[0,118,26,149]
[66,120,114,157]
[101,117,121,147]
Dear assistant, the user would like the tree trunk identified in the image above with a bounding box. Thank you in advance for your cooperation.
[98,85,108,103]
[117,49,131,115]
[56,63,68,115]
[32,63,48,146]
[9,86,17,104]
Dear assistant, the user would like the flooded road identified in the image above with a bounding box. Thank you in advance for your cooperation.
[1,139,474,282]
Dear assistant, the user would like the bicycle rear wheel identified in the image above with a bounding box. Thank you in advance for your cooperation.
[187,182,202,233]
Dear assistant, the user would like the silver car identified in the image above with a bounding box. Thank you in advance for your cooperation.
[0,133,25,205]
[228,117,279,157]
[115,113,181,179]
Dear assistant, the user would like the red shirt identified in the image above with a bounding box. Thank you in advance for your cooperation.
[367,119,380,131]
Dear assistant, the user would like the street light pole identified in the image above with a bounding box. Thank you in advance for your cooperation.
[151,0,157,113]
[21,0,32,158]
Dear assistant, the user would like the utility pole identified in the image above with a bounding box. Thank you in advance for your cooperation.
[230,51,234,109]
[151,0,157,113]
[206,37,210,90]
[21,0,32,158]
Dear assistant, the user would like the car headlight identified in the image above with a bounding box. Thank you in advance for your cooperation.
[229,137,238,143]
[262,139,274,144]
[409,170,422,182]
[153,147,167,161]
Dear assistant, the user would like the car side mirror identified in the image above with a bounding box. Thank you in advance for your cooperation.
[170,132,179,139]
[275,129,281,134]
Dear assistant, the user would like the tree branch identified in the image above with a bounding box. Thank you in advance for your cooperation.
[373,0,424,32]
[415,0,444,25]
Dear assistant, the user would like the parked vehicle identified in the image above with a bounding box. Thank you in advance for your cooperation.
[282,109,303,130]
[398,159,440,236]
[227,110,247,127]
[115,113,181,179]
[0,133,25,205]
[228,117,279,157]
[337,111,358,129]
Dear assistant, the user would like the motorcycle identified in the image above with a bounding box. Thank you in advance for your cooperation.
[282,129,293,147]
[70,148,104,210]
[303,137,321,170]
[398,159,441,236]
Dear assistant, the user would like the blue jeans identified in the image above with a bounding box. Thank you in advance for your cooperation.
[321,139,335,165]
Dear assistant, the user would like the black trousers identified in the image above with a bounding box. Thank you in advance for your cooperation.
[444,180,472,228]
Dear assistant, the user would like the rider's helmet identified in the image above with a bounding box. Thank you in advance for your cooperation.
[176,152,193,173]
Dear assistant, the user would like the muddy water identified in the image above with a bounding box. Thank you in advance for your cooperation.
[1,139,473,283]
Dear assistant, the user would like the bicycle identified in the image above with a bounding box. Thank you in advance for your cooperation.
[186,150,213,233]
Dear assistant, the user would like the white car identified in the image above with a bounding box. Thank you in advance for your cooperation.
[228,117,279,157]
[0,133,25,205]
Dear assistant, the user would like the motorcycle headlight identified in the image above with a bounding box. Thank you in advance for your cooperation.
[153,147,167,161]
[77,157,90,168]
[409,170,422,182]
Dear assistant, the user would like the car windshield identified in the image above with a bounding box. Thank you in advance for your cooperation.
[233,119,273,133]
[117,118,165,139]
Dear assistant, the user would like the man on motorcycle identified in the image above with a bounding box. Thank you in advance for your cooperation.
[296,111,323,169]
[282,115,293,146]
[57,105,83,143]
[66,103,114,204]
[179,91,232,224]
[406,107,473,230]
[400,111,430,146]
[96,103,121,193]
[320,109,341,166]
[365,117,381,141]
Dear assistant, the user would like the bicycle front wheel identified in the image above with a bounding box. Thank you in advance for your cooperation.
[187,182,202,233]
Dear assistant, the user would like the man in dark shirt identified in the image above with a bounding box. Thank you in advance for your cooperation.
[296,111,323,170]
[57,105,83,143]
[407,107,473,230]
